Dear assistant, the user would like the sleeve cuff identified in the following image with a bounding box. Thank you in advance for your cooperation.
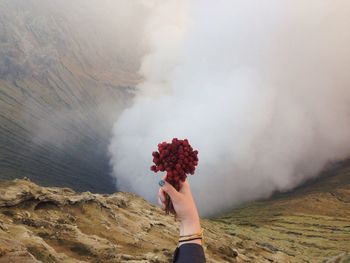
[173,243,206,263]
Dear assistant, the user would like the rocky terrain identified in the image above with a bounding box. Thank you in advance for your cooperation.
[0,178,291,263]
[0,0,142,193]
[0,160,349,263]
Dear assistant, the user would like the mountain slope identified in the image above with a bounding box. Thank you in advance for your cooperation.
[0,0,141,193]
[0,178,292,263]
[0,160,349,263]
[214,161,350,262]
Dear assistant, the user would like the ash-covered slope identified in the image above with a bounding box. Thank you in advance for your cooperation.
[0,1,142,192]
[0,178,293,263]
[0,172,349,263]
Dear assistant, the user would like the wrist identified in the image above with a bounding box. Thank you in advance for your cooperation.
[178,219,202,247]
[179,218,201,236]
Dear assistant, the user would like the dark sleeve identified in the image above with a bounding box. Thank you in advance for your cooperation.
[172,243,206,263]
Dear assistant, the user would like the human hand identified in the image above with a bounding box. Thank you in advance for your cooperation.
[158,178,202,245]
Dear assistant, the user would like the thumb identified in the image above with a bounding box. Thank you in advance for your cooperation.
[159,180,180,201]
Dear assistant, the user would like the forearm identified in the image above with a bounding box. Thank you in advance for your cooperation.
[179,218,202,246]
[179,217,201,235]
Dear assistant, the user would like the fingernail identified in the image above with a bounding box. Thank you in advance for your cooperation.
[159,180,165,187]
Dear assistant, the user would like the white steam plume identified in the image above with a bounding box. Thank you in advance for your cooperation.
[109,0,350,217]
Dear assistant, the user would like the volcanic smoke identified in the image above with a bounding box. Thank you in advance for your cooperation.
[109,0,350,216]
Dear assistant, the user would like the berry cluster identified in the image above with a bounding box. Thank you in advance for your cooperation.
[150,138,199,214]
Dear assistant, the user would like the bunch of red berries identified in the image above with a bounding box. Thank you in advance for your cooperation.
[151,138,199,214]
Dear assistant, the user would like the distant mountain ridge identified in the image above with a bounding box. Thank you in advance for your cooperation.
[0,0,143,192]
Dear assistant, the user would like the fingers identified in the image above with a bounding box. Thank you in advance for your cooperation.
[159,180,180,201]
[158,188,165,202]
[157,188,165,208]
[158,197,165,209]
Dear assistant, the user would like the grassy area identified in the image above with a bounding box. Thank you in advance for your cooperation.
[212,163,350,262]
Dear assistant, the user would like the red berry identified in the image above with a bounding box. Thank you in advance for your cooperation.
[151,138,198,193]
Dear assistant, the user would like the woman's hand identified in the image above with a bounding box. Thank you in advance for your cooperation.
[158,179,202,245]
